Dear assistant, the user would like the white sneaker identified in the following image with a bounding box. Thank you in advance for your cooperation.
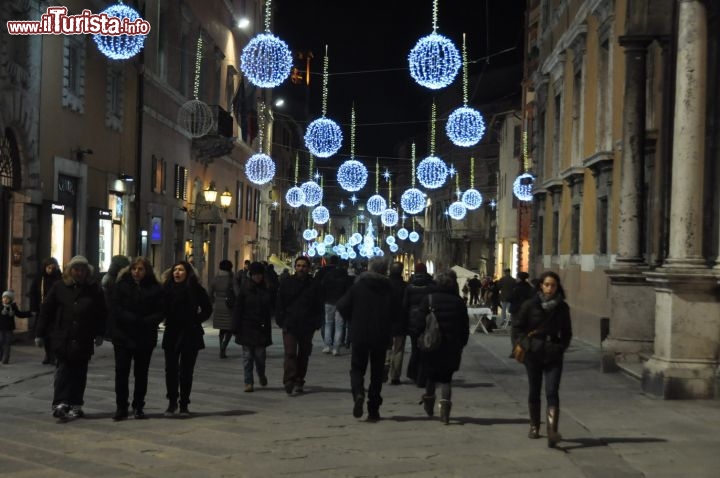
[322,346,331,354]
[67,406,84,418]
[332,349,339,356]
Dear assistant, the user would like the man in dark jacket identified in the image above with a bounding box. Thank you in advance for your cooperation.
[321,256,351,356]
[497,268,516,327]
[275,256,323,395]
[386,262,408,385]
[337,258,400,422]
[35,255,107,421]
[403,263,436,387]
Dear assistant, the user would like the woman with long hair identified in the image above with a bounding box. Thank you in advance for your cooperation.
[110,257,163,420]
[512,270,572,448]
[161,261,212,416]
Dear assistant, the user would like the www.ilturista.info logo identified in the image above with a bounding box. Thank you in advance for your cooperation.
[7,6,151,60]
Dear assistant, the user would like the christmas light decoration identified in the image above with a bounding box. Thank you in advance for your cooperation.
[338,201,346,211]
[245,153,275,185]
[389,243,399,253]
[304,46,342,157]
[513,172,535,201]
[417,104,448,189]
[316,243,327,256]
[286,187,305,208]
[303,229,315,241]
[93,3,147,60]
[448,201,467,220]
[301,181,322,206]
[409,231,420,243]
[324,234,335,245]
[407,0,461,90]
[177,100,214,138]
[312,205,330,224]
[337,160,368,192]
[386,236,396,245]
[348,250,357,259]
[307,248,316,257]
[366,195,386,216]
[446,34,486,146]
[397,228,409,240]
[349,194,358,205]
[351,232,363,244]
[381,208,399,227]
[240,1,292,87]
[462,157,482,209]
[401,144,426,215]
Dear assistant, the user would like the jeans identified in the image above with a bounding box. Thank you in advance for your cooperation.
[350,341,386,412]
[242,345,267,384]
[164,348,199,406]
[53,358,89,406]
[525,357,563,407]
[282,330,314,387]
[114,344,154,409]
[500,301,512,325]
[323,304,345,350]
[0,330,12,363]
[386,335,406,381]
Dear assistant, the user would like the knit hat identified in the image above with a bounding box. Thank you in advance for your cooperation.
[67,255,90,269]
[2,290,14,301]
[248,261,265,276]
[414,263,427,274]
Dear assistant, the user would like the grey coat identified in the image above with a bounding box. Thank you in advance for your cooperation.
[209,270,234,330]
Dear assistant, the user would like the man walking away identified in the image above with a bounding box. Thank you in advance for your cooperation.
[337,258,400,422]
[497,269,516,327]
[321,256,351,355]
[403,263,436,387]
[467,275,481,306]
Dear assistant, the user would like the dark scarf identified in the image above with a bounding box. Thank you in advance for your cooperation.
[538,291,563,313]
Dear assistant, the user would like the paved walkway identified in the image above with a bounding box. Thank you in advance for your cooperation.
[0,326,719,477]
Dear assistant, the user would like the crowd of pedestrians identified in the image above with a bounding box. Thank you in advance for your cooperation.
[11,253,571,447]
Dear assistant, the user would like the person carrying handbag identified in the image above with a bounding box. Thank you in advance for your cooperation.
[511,271,572,448]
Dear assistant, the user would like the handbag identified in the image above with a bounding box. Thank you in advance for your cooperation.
[417,295,441,352]
[512,310,553,364]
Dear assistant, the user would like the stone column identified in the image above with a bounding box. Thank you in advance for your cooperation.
[602,36,655,372]
[642,0,720,399]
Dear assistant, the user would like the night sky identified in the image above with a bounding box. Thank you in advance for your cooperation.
[271,0,526,194]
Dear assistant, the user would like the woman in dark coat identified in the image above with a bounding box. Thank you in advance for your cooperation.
[161,261,212,416]
[233,262,273,392]
[209,259,235,358]
[416,270,469,424]
[29,257,63,364]
[512,270,572,448]
[110,257,164,420]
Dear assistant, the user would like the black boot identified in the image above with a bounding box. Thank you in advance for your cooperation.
[113,406,129,421]
[439,399,452,425]
[547,406,562,448]
[219,331,230,359]
[528,402,541,439]
[419,394,435,417]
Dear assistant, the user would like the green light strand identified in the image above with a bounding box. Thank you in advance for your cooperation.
[470,157,475,188]
[309,154,314,180]
[322,45,329,117]
[432,0,438,32]
[257,101,265,153]
[462,33,468,105]
[375,158,379,194]
[388,178,392,203]
[294,153,299,184]
[351,104,356,158]
[455,168,460,193]
[430,101,436,156]
[320,175,324,205]
[522,129,530,171]
[264,0,272,32]
[192,36,203,100]
[411,143,416,187]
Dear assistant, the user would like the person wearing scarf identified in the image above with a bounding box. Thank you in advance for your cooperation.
[512,270,572,448]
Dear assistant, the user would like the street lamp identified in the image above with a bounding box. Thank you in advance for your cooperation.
[203,182,218,203]
[220,188,232,210]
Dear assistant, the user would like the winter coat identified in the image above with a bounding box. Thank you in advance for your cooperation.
[29,269,62,313]
[36,273,107,362]
[336,271,401,347]
[416,290,470,375]
[509,281,535,314]
[0,303,31,331]
[233,279,273,347]
[275,274,323,336]
[110,267,164,349]
[512,293,572,364]
[388,274,408,336]
[321,266,351,305]
[404,272,437,337]
[161,279,212,352]
[497,275,516,302]
[208,270,235,330]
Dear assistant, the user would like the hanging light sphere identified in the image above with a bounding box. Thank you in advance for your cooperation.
[240,33,293,88]
[389,243,399,253]
[177,100,214,138]
[285,186,306,208]
[366,195,387,216]
[302,229,315,241]
[93,4,148,60]
[446,106,486,147]
[381,209,399,227]
[300,181,323,207]
[351,232,363,244]
[408,33,461,90]
[448,201,468,220]
[513,172,535,201]
[462,188,483,210]
[324,234,335,245]
[400,188,425,215]
[348,249,357,259]
[316,243,327,256]
[397,228,409,240]
[375,248,385,257]
[312,205,330,225]
[307,248,316,257]
[409,231,420,243]
[386,236,396,246]
[245,153,276,185]
[416,156,448,189]
[311,229,319,239]
[304,118,343,158]
[337,160,368,192]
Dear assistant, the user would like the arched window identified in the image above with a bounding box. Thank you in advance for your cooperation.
[0,128,21,190]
